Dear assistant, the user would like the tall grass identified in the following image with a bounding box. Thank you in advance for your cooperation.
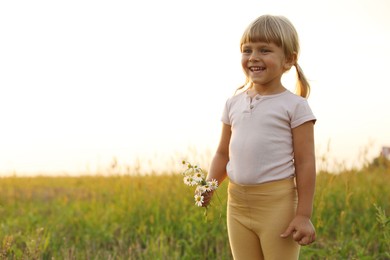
[0,175,230,259]
[305,166,390,259]
[0,163,389,259]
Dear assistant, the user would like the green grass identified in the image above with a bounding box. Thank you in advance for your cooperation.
[0,165,389,259]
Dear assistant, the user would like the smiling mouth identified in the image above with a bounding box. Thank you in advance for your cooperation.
[249,66,265,72]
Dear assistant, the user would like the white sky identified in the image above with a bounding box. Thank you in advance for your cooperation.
[1,0,389,175]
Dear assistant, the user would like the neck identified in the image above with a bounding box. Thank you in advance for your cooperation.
[250,84,286,96]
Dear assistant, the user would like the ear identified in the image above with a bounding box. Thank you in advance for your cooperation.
[284,52,297,71]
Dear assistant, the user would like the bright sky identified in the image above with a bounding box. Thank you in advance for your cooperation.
[1,0,389,176]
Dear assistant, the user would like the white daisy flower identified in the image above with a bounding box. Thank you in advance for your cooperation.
[203,184,213,192]
[208,179,218,190]
[193,171,205,183]
[184,176,197,186]
[194,194,204,207]
[183,176,191,185]
[195,185,207,195]
[191,178,198,186]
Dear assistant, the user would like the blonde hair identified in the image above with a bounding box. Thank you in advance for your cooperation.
[238,15,310,98]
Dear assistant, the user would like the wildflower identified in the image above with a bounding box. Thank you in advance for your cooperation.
[193,171,205,183]
[195,185,207,195]
[183,176,192,185]
[209,179,218,190]
[194,194,204,207]
[184,176,197,186]
[202,183,213,192]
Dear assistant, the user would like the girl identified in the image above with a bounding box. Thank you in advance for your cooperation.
[203,15,316,259]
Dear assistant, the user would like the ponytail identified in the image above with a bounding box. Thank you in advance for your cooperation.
[294,63,310,98]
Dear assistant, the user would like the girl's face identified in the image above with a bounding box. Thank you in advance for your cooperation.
[241,41,294,93]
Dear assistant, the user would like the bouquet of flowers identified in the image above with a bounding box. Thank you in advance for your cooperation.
[181,161,218,207]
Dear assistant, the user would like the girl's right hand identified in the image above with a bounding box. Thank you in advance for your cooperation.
[201,191,214,207]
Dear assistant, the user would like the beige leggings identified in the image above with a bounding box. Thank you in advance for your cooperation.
[227,178,300,260]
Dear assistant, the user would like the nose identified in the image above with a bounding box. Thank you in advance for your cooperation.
[249,53,259,62]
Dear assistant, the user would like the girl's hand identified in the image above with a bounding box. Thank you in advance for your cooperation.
[280,215,316,246]
[201,190,214,207]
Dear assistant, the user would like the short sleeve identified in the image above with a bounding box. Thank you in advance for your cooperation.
[291,99,316,128]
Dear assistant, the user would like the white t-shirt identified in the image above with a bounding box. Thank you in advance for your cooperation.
[222,90,316,185]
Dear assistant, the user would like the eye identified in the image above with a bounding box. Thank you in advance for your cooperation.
[260,48,271,53]
[242,48,252,54]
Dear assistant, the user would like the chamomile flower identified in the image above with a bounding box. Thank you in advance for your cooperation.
[195,185,207,195]
[193,171,205,183]
[201,183,212,192]
[208,179,218,190]
[183,176,191,185]
[183,176,197,186]
[194,194,204,207]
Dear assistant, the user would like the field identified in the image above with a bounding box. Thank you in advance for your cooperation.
[0,161,389,259]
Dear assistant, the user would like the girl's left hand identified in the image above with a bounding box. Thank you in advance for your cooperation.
[280,215,316,246]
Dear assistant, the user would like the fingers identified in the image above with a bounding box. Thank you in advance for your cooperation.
[280,225,295,238]
[201,191,214,207]
[293,231,316,246]
[298,237,315,246]
[280,217,316,246]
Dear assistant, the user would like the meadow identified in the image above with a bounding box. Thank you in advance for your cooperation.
[0,159,389,259]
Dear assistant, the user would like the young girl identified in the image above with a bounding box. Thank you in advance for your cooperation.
[203,15,316,259]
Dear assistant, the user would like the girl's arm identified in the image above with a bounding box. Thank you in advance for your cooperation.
[281,121,316,245]
[207,123,231,183]
[202,123,231,206]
